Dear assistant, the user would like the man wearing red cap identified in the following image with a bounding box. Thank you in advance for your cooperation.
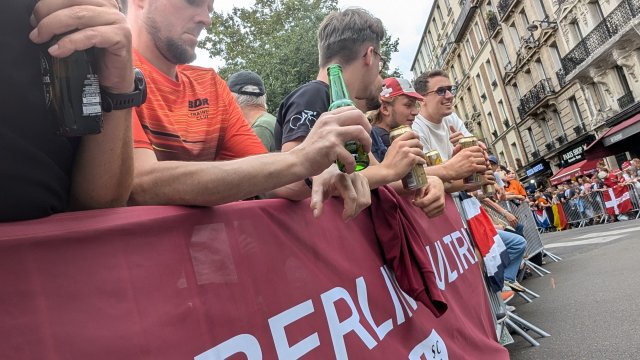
[371,77,424,148]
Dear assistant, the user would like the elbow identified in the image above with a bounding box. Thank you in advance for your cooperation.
[70,175,133,211]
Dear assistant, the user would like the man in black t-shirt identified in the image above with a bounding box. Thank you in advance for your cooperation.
[275,8,446,218]
[0,0,136,221]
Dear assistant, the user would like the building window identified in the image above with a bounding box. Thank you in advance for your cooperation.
[498,100,509,125]
[541,120,553,143]
[511,142,521,164]
[509,23,521,49]
[615,65,632,95]
[553,109,565,135]
[570,20,584,44]
[486,60,497,88]
[519,10,530,33]
[569,96,585,128]
[590,83,606,111]
[533,0,548,20]
[498,40,510,70]
[465,38,475,63]
[588,1,605,22]
[474,22,484,45]
[527,127,538,152]
[549,44,562,71]
[535,60,548,82]
[476,73,487,102]
[488,112,497,135]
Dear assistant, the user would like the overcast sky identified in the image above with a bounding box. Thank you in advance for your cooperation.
[193,0,434,79]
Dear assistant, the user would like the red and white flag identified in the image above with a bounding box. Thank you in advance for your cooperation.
[603,185,632,216]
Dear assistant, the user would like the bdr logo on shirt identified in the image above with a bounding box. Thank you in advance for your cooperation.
[188,98,209,109]
[189,98,209,120]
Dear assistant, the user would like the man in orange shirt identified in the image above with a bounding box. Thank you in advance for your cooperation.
[124,0,372,220]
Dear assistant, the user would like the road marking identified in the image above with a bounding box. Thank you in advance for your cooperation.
[574,227,639,239]
[545,235,624,248]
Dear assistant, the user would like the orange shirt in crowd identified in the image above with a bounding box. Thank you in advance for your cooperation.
[506,179,527,197]
[132,51,267,162]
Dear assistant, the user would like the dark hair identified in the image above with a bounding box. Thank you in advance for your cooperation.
[317,8,385,67]
[413,70,449,95]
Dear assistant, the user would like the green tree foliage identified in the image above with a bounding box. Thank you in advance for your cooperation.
[200,0,402,111]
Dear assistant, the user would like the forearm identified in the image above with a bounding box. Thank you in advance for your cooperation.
[131,151,309,206]
[70,109,133,210]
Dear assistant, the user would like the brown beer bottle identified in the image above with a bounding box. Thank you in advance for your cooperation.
[327,64,369,172]
[41,38,103,137]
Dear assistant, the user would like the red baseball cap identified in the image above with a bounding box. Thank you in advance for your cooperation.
[380,77,424,101]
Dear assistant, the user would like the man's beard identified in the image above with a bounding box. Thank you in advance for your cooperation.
[145,15,196,65]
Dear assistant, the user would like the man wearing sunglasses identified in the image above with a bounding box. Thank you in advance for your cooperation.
[412,70,489,193]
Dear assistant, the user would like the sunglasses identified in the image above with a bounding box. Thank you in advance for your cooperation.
[424,85,458,96]
[365,48,388,73]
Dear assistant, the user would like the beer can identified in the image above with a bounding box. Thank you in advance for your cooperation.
[424,150,442,167]
[389,125,428,190]
[459,136,483,185]
[482,183,495,197]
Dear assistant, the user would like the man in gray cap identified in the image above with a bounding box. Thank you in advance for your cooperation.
[228,71,277,152]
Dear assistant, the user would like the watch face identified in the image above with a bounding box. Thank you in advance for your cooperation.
[134,68,148,105]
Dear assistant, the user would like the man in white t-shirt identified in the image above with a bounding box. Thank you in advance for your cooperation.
[411,70,488,193]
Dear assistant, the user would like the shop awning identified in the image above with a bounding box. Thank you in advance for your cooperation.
[549,158,600,185]
[602,113,640,146]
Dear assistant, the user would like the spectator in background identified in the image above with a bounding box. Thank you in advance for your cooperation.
[228,71,277,152]
[370,77,423,148]
[598,167,619,188]
[505,171,527,199]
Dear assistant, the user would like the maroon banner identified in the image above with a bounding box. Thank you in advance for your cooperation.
[0,194,507,359]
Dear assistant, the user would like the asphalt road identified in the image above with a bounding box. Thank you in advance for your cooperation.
[508,218,640,359]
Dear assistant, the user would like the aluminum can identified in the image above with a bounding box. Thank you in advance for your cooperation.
[459,136,483,185]
[389,125,428,190]
[424,150,442,167]
[482,183,495,197]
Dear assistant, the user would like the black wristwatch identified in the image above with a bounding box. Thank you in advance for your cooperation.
[101,68,147,112]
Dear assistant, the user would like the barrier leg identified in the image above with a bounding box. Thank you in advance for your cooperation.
[544,250,562,262]
[525,259,551,276]
[508,312,551,338]
[505,319,540,346]
[516,292,533,303]
[522,286,540,299]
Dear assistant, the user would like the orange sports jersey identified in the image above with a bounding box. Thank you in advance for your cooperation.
[132,51,267,161]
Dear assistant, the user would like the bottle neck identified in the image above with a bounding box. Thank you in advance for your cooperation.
[327,65,353,110]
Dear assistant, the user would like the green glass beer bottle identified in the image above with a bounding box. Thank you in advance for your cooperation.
[327,64,369,172]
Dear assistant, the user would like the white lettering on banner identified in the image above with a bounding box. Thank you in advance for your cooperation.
[196,266,444,359]
[408,330,449,360]
[526,163,545,177]
[426,228,479,291]
[321,287,379,358]
[356,277,393,341]
[268,300,320,359]
[195,334,262,360]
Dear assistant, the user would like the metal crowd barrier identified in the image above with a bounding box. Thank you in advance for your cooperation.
[559,184,640,226]
[451,194,551,347]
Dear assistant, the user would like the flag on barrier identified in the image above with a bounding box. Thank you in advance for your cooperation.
[459,193,509,293]
[533,209,551,228]
[603,185,632,216]
[552,204,567,230]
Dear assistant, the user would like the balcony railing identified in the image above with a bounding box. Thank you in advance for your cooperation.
[560,0,640,76]
[556,134,568,146]
[503,119,511,128]
[497,0,517,19]
[573,124,586,136]
[556,68,567,88]
[518,78,556,117]
[492,130,499,139]
[531,150,541,159]
[487,11,500,34]
[545,142,556,152]
[617,92,635,110]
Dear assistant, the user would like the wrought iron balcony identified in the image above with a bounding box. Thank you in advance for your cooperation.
[531,150,541,159]
[560,0,640,76]
[518,78,555,117]
[545,142,555,152]
[487,11,500,35]
[617,92,635,110]
[556,68,567,88]
[556,134,567,146]
[503,119,511,128]
[492,130,499,139]
[497,0,517,20]
[573,124,586,136]
[481,93,487,102]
